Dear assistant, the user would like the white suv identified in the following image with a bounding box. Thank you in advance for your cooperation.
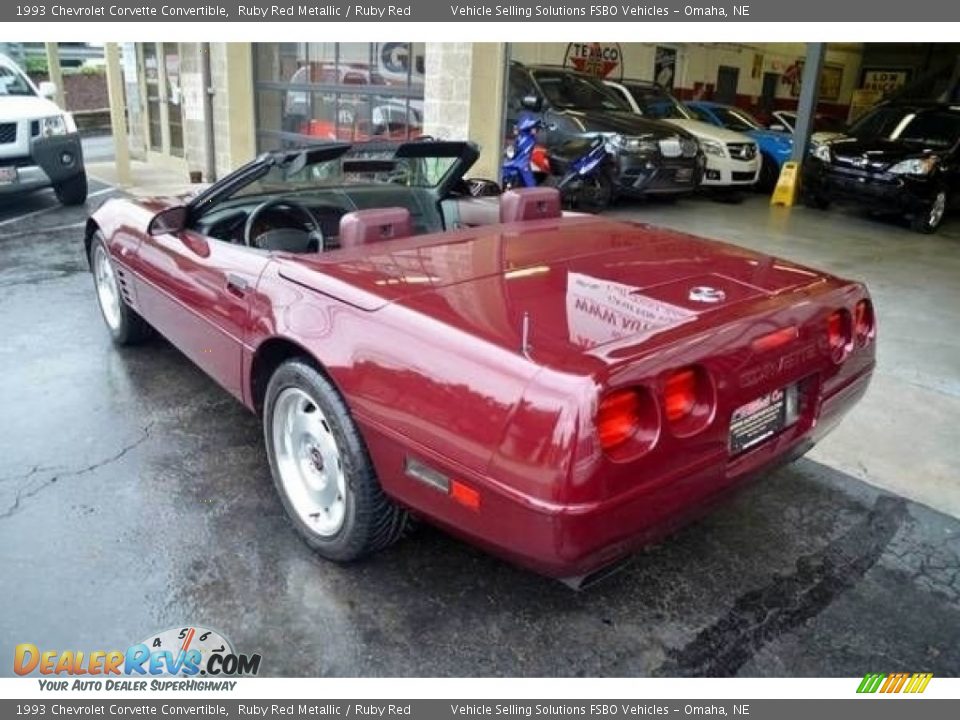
[605,79,760,190]
[0,53,87,205]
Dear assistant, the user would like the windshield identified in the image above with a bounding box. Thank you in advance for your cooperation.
[624,84,694,120]
[776,112,796,130]
[711,106,762,132]
[532,70,629,111]
[0,63,36,97]
[234,147,458,198]
[892,111,960,149]
[848,105,914,139]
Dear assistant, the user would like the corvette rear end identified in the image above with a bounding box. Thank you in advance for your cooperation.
[291,217,876,586]
[485,278,873,586]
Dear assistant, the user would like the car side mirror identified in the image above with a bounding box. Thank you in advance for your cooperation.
[38,81,57,100]
[148,205,189,236]
[520,94,543,112]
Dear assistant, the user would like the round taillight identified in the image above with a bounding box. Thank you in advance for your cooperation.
[854,299,875,344]
[664,369,696,422]
[664,365,715,436]
[596,387,659,455]
[827,309,852,361]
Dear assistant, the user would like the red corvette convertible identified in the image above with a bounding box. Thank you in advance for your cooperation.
[85,140,875,587]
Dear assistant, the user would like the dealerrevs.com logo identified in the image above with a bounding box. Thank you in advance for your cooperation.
[14,626,261,691]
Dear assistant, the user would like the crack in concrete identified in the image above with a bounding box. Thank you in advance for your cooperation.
[0,422,154,520]
[0,464,61,485]
[654,495,908,677]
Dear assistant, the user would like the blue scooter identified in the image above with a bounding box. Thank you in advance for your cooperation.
[502,113,616,212]
[501,114,545,190]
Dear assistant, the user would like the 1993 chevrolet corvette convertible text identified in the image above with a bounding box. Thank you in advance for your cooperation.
[85,140,875,587]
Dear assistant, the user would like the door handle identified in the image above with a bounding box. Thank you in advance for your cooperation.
[226,274,249,296]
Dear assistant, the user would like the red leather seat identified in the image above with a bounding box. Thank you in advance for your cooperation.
[339,207,412,249]
[499,187,562,224]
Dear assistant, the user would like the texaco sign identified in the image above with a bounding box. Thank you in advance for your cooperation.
[563,43,624,80]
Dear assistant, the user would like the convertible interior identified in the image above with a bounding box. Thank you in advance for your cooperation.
[185,140,564,254]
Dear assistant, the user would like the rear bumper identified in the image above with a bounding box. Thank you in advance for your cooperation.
[386,363,873,583]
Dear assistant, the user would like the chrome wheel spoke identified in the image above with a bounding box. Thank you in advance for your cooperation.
[94,246,122,331]
[272,387,347,537]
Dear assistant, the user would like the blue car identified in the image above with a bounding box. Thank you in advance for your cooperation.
[687,101,793,190]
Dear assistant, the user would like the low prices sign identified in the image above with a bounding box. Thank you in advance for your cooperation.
[563,43,623,80]
[861,69,910,95]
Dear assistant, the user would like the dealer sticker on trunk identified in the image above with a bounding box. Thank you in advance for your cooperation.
[729,388,787,454]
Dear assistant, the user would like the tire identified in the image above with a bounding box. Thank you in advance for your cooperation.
[575,168,614,213]
[90,233,152,345]
[263,359,410,563]
[756,154,779,193]
[54,171,88,206]
[910,190,948,234]
[802,191,831,210]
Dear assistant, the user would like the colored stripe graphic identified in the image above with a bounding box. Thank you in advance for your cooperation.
[857,673,933,694]
[857,673,885,693]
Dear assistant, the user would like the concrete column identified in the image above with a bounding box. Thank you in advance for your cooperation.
[210,43,257,177]
[424,43,507,180]
[105,43,131,186]
[43,42,67,109]
[790,43,827,163]
[156,42,172,156]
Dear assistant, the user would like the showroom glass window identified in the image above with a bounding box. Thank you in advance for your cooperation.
[254,43,425,150]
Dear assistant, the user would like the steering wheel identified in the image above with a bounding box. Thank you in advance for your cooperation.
[242,197,325,252]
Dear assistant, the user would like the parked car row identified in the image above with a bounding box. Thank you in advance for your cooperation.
[504,62,784,209]
[505,61,956,233]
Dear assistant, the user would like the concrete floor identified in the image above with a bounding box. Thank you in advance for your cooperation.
[0,189,959,677]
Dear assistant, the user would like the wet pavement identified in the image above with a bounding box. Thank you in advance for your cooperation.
[1,191,959,677]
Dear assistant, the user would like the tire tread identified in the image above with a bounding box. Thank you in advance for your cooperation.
[264,359,410,563]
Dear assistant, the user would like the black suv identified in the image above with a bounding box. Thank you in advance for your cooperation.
[803,102,960,233]
[507,62,702,198]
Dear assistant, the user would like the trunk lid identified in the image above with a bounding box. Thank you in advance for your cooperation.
[279,216,831,366]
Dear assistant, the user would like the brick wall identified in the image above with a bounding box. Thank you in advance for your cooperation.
[28,71,108,112]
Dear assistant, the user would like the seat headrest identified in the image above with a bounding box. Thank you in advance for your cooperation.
[499,187,562,224]
[339,207,412,249]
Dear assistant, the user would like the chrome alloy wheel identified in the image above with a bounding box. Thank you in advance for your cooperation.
[929,191,947,228]
[272,387,347,536]
[93,244,122,331]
